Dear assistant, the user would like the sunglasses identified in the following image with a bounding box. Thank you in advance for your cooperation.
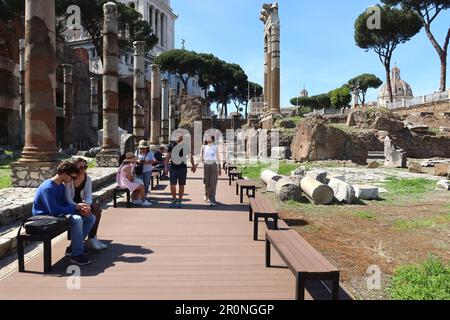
[70,175,77,180]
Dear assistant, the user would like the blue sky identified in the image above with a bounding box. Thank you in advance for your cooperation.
[172,0,449,108]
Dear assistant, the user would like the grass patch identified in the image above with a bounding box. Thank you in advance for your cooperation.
[88,159,97,169]
[0,164,11,189]
[387,257,450,300]
[239,161,301,179]
[382,177,436,196]
[394,214,450,231]
[354,211,376,220]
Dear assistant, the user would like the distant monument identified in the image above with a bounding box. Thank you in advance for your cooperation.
[260,2,281,115]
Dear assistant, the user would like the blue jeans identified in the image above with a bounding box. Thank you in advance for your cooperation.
[70,214,96,256]
[138,171,152,195]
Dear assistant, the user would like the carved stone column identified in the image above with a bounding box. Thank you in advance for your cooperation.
[133,41,145,144]
[62,64,74,147]
[11,0,59,187]
[269,24,281,114]
[161,78,169,145]
[97,2,120,167]
[168,88,176,142]
[18,38,25,147]
[90,76,99,132]
[150,64,161,147]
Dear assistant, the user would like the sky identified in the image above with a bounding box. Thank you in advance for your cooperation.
[171,0,449,108]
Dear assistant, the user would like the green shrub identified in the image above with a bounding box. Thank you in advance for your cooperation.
[388,257,450,300]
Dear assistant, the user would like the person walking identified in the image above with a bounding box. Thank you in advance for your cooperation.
[200,136,222,206]
[165,134,197,208]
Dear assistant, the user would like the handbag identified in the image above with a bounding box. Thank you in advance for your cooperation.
[134,163,144,176]
[21,215,70,235]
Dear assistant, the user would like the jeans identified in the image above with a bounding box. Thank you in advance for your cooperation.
[138,171,152,195]
[70,214,96,256]
[204,163,219,203]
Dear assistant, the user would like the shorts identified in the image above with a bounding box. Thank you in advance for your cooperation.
[170,166,188,186]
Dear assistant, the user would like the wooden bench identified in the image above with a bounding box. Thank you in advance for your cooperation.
[266,229,340,300]
[236,180,257,203]
[17,223,70,273]
[225,164,237,174]
[151,171,160,190]
[249,196,278,241]
[113,187,131,208]
[228,169,242,186]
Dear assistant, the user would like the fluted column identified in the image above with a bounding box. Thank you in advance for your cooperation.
[11,0,59,187]
[157,11,161,46]
[90,76,99,132]
[97,2,120,167]
[18,38,25,147]
[133,41,145,144]
[270,25,281,114]
[168,88,176,142]
[62,64,74,147]
[161,78,169,145]
[150,64,161,147]
[151,7,156,37]
[263,38,269,111]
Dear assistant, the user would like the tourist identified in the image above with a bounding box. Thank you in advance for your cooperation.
[165,134,197,208]
[200,136,222,206]
[154,146,168,179]
[117,152,153,207]
[65,158,108,251]
[32,161,95,266]
[135,140,156,199]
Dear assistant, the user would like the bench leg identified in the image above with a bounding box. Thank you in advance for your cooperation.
[250,187,256,198]
[265,238,271,267]
[113,190,117,208]
[253,213,259,241]
[273,216,279,230]
[126,190,131,208]
[240,187,244,204]
[17,237,25,273]
[43,239,52,273]
[249,206,253,222]
[296,274,305,300]
[228,175,231,186]
[236,183,239,196]
[331,274,340,300]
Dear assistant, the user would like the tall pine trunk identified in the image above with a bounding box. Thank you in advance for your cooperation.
[385,63,393,104]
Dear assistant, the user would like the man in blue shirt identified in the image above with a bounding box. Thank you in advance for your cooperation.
[32,161,95,266]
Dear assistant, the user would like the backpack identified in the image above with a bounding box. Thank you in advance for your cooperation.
[21,215,70,235]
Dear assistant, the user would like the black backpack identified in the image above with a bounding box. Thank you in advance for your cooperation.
[20,215,70,235]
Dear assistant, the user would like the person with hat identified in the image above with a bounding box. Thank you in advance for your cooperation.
[135,140,156,199]
[117,152,152,207]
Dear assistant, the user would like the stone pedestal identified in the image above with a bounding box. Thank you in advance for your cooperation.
[11,0,59,187]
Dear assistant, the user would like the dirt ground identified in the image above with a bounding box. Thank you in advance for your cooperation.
[262,179,450,300]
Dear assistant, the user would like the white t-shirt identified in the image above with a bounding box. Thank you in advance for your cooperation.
[203,144,217,164]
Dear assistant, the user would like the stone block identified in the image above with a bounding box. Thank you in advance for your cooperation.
[434,163,450,177]
[436,180,450,191]
[354,185,379,200]
[328,178,355,204]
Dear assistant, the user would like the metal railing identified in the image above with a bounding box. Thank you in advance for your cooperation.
[387,90,450,110]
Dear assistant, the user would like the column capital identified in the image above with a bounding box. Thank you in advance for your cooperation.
[151,64,161,73]
[133,41,146,56]
[103,2,118,33]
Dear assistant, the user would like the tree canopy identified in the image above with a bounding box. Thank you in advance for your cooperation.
[290,93,331,110]
[382,0,450,91]
[348,73,383,107]
[355,5,422,102]
[329,85,352,108]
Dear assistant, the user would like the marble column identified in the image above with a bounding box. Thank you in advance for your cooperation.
[90,77,99,132]
[133,41,145,144]
[11,0,59,187]
[161,78,169,145]
[168,88,176,142]
[62,64,74,148]
[264,38,270,112]
[157,11,161,46]
[97,2,120,167]
[18,38,25,147]
[269,25,281,114]
[151,7,156,37]
[150,64,161,147]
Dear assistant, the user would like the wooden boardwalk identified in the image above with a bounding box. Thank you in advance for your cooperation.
[0,167,349,300]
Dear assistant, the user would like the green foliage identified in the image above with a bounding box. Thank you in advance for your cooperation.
[382,177,436,195]
[355,211,377,220]
[388,257,450,300]
[239,162,301,179]
[348,74,383,106]
[329,85,352,108]
[56,0,157,61]
[394,214,450,231]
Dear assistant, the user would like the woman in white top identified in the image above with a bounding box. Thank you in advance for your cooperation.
[135,140,156,199]
[65,158,107,251]
[200,136,222,206]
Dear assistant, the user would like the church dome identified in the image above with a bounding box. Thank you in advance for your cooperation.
[378,66,413,106]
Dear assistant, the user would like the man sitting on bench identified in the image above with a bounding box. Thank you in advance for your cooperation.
[32,161,96,266]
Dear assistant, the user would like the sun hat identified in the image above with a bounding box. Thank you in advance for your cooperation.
[138,140,150,149]
[123,152,138,163]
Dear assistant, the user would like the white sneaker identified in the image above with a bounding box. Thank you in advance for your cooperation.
[86,238,103,251]
[131,199,143,205]
[204,195,209,202]
[141,200,153,207]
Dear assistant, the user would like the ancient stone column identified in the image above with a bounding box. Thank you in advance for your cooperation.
[18,38,25,147]
[97,2,120,167]
[269,23,280,114]
[90,76,99,132]
[263,39,269,111]
[161,78,169,145]
[168,88,176,142]
[150,64,161,147]
[133,41,145,144]
[62,64,74,148]
[11,0,59,187]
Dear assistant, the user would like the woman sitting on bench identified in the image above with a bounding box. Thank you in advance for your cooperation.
[65,158,108,251]
[117,152,153,207]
